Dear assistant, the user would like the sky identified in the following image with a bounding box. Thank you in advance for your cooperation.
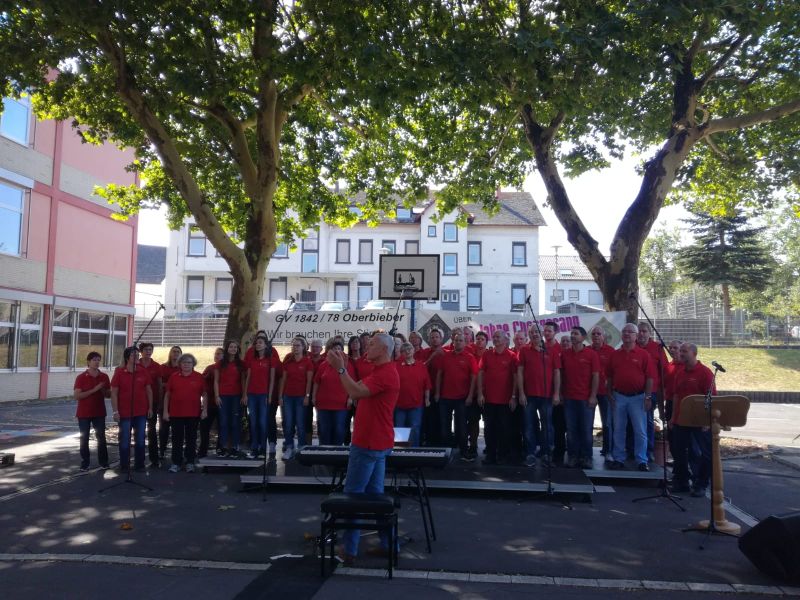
[136,153,691,255]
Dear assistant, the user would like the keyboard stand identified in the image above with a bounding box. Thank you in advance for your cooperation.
[390,466,435,553]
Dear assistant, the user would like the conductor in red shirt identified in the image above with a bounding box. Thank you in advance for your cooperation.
[73,351,111,470]
[326,332,400,564]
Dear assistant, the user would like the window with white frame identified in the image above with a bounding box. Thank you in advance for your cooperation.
[111,316,128,367]
[443,223,458,242]
[552,288,564,302]
[511,284,526,312]
[336,239,350,263]
[358,239,373,264]
[357,282,373,308]
[427,225,436,237]
[302,230,318,273]
[405,240,419,254]
[269,277,287,302]
[1,96,31,144]
[381,240,396,254]
[512,242,527,266]
[49,307,127,369]
[467,242,481,266]
[467,284,482,310]
[273,243,289,258]
[588,290,603,306]
[0,181,24,256]
[50,308,75,368]
[568,289,580,301]
[216,278,233,304]
[187,226,206,256]
[0,301,17,369]
[76,311,109,368]
[334,281,350,308]
[186,276,204,304]
[443,253,457,275]
[396,207,412,220]
[16,302,41,368]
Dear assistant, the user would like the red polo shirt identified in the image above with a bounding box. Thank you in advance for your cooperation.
[664,359,683,402]
[672,361,716,424]
[352,361,400,450]
[608,345,654,395]
[414,347,431,362]
[201,363,217,400]
[517,345,560,398]
[480,348,518,405]
[217,360,244,395]
[560,346,600,401]
[282,355,313,396]
[139,358,162,399]
[592,344,615,395]
[355,356,375,380]
[639,340,668,391]
[396,361,432,409]
[161,363,180,387]
[166,371,205,417]
[313,360,356,410]
[439,350,478,399]
[245,348,280,394]
[111,367,152,417]
[74,370,110,418]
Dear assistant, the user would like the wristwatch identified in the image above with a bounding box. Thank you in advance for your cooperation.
[337,367,346,375]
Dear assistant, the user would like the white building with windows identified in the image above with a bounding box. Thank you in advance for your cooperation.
[538,255,604,313]
[162,191,547,317]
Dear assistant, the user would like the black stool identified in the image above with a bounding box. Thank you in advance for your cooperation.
[319,492,399,578]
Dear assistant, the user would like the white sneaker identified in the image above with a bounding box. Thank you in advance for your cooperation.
[282,448,294,460]
[186,463,195,473]
[168,464,179,473]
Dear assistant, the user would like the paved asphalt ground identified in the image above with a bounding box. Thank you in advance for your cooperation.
[1,399,799,599]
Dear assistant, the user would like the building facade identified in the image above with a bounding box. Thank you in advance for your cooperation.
[538,254,604,313]
[162,191,547,317]
[0,95,137,401]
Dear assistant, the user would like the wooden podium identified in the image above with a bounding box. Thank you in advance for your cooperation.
[677,394,750,536]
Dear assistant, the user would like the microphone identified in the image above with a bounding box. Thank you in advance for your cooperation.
[525,295,531,304]
[628,292,637,299]
[289,296,296,304]
[158,302,166,311]
[711,361,726,373]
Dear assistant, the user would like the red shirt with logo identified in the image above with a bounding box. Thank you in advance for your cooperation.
[592,344,616,396]
[639,340,668,391]
[166,371,205,417]
[397,361,432,409]
[217,360,244,395]
[352,361,400,450]
[480,348,519,405]
[560,346,601,401]
[438,350,478,399]
[111,367,152,417]
[608,346,654,395]
[672,361,716,424]
[282,355,313,396]
[245,348,281,394]
[314,360,356,410]
[517,345,560,398]
[74,370,110,418]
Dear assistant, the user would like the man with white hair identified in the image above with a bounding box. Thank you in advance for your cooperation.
[326,332,400,564]
[607,323,654,471]
[477,330,518,465]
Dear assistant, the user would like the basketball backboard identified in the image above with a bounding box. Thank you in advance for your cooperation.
[378,254,440,300]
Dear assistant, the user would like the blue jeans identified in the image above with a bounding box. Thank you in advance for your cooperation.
[317,409,348,445]
[523,396,552,456]
[78,416,108,468]
[612,392,647,464]
[119,415,147,469]
[247,393,268,453]
[564,399,596,460]
[343,445,392,556]
[218,395,241,450]
[394,407,423,447]
[281,395,306,449]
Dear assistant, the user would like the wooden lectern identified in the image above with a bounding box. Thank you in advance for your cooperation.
[677,394,750,536]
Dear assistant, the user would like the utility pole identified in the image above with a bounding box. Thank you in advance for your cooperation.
[552,245,561,313]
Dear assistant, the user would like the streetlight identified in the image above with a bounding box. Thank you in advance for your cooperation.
[552,245,561,312]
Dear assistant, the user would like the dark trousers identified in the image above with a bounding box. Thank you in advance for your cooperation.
[304,400,314,445]
[170,417,199,466]
[466,403,482,451]
[268,400,279,446]
[483,403,511,461]
[147,402,170,462]
[510,404,525,458]
[552,403,567,461]
[422,402,441,446]
[78,416,109,468]
[438,398,467,453]
[671,424,711,489]
[198,402,219,457]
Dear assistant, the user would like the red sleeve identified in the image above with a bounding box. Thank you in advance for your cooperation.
[111,369,121,388]
[468,354,478,375]
[423,367,432,391]
[644,353,657,381]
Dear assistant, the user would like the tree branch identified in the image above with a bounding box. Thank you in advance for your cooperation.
[698,34,747,87]
[705,98,800,135]
[311,91,367,138]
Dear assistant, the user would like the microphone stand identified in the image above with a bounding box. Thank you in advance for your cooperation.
[524,296,570,508]
[100,303,165,494]
[250,296,295,502]
[629,294,684,512]
[388,288,408,337]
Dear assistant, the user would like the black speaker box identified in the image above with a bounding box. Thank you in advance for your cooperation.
[739,512,800,583]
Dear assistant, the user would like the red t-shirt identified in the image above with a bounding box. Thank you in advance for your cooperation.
[201,363,217,400]
[672,361,716,424]
[592,344,615,395]
[517,345,560,398]
[414,347,431,362]
[313,360,356,410]
[161,363,180,387]
[139,359,162,399]
[355,356,375,380]
[245,348,280,394]
[111,367,152,417]
[560,346,600,401]
[216,360,244,395]
[639,340,668,390]
[74,370,110,418]
[396,360,432,409]
[479,348,518,405]
[438,350,478,399]
[282,355,313,396]
[166,371,205,418]
[664,359,683,402]
[607,346,654,395]
[352,361,400,450]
